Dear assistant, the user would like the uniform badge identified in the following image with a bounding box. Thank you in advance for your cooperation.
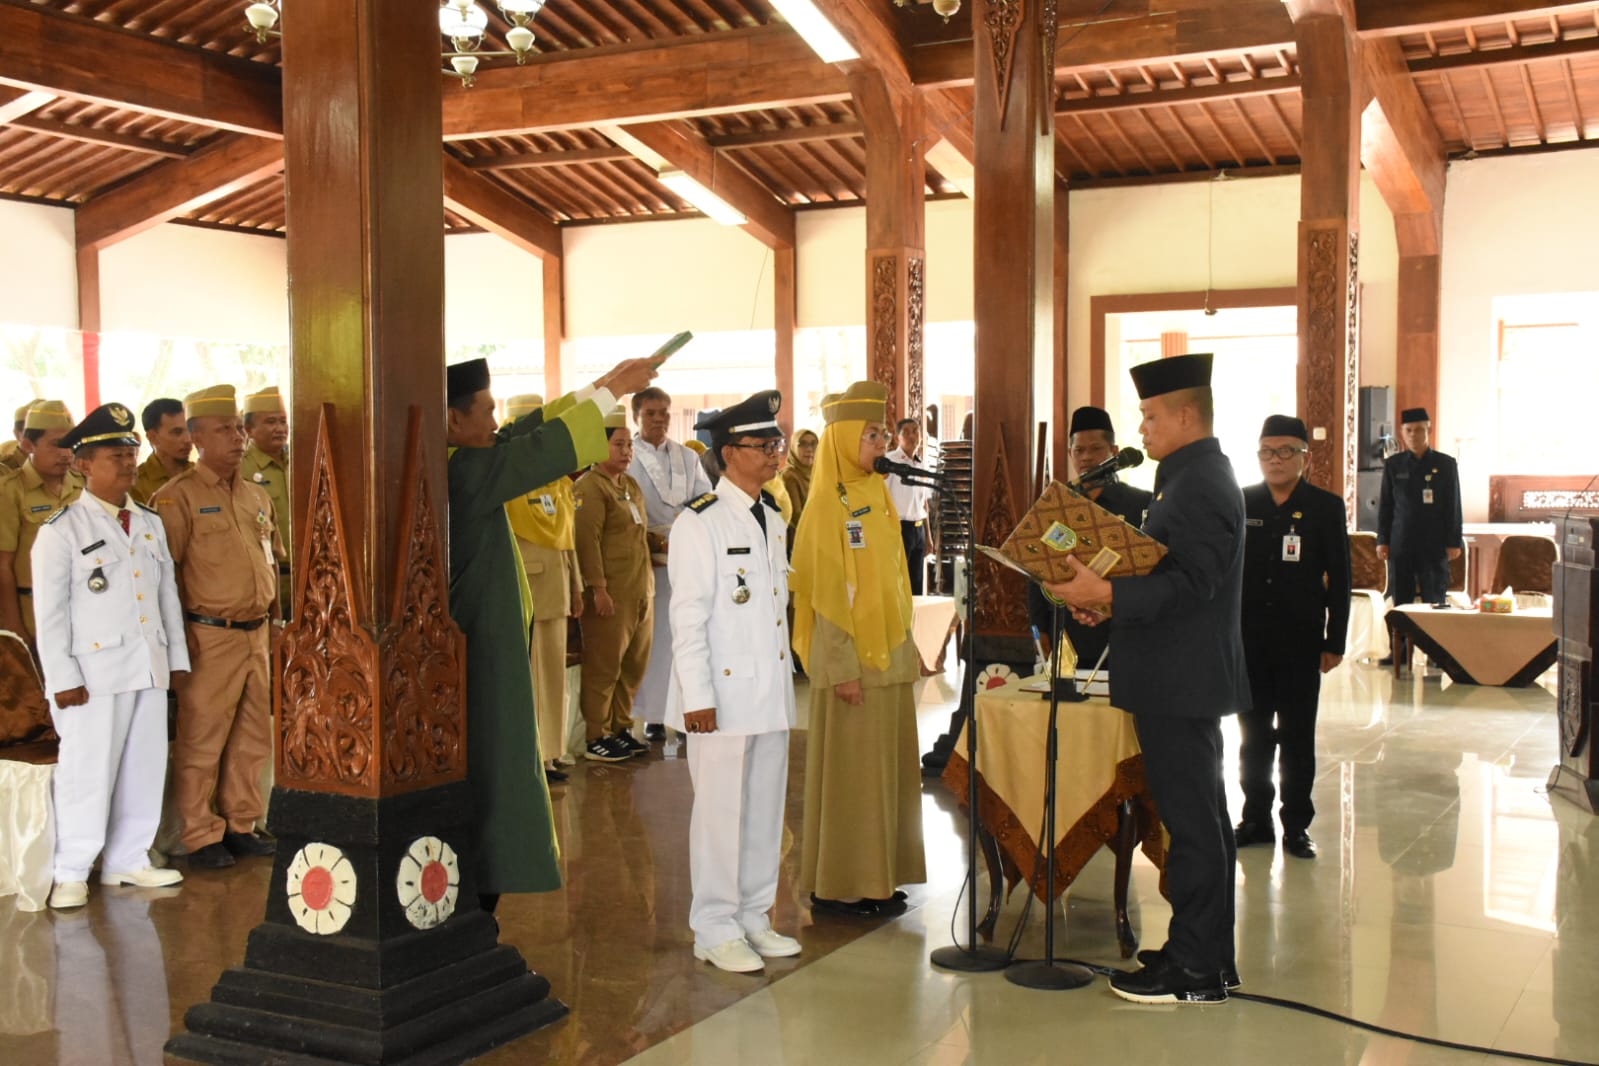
[87,566,108,594]
[1292,511,1303,520]
[732,575,751,604]
[253,471,266,483]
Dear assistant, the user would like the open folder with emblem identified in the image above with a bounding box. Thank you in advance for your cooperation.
[976,481,1167,611]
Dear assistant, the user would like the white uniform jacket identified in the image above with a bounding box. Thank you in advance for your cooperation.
[31,496,190,697]
[665,480,796,736]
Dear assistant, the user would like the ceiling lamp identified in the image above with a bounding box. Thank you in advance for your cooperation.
[244,1,547,88]
[767,0,860,63]
[893,0,961,24]
[656,169,748,227]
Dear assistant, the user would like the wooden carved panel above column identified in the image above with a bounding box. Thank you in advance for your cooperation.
[1039,0,1059,136]
[871,253,901,425]
[380,408,467,793]
[981,0,1025,124]
[277,404,381,797]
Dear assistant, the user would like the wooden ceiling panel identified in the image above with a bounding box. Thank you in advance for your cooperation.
[25,0,281,62]
[0,127,164,200]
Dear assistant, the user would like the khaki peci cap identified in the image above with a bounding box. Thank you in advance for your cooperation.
[185,384,238,419]
[243,386,286,415]
[603,405,629,430]
[24,400,73,432]
[507,394,544,419]
[822,381,888,425]
[13,401,37,427]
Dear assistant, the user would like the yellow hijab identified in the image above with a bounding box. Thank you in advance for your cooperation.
[790,397,913,673]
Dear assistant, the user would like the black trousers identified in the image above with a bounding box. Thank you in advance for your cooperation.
[900,520,927,595]
[1132,714,1235,973]
[1239,644,1322,834]
[1389,552,1450,606]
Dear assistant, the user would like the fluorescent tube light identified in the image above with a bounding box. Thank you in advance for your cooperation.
[656,169,748,226]
[769,0,860,64]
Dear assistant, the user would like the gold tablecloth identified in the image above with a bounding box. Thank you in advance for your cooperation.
[942,676,1165,901]
[911,595,957,666]
[1388,605,1556,686]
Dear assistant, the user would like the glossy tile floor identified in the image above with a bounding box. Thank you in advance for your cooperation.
[2,661,1596,1066]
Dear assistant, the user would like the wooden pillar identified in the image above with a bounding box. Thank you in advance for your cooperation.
[1051,183,1070,480]
[775,245,797,438]
[75,245,101,409]
[971,0,1055,658]
[543,249,565,395]
[1294,10,1362,520]
[166,1,562,1060]
[850,67,926,428]
[1396,245,1441,441]
[1160,331,1189,358]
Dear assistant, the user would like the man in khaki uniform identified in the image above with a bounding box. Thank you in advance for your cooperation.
[574,407,654,763]
[152,385,282,870]
[131,398,193,505]
[0,401,34,476]
[240,387,292,618]
[0,401,83,640]
[504,394,585,783]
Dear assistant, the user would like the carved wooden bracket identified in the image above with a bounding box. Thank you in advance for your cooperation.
[871,253,901,425]
[975,430,1030,633]
[980,0,1025,128]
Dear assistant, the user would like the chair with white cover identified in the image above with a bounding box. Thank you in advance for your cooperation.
[0,631,57,913]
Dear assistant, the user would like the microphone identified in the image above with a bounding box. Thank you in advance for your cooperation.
[874,456,942,482]
[1074,447,1143,488]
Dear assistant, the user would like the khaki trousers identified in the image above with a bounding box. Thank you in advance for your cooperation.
[577,586,653,741]
[171,624,272,853]
[531,616,571,762]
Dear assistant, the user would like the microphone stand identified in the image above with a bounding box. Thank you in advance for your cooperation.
[918,472,1009,974]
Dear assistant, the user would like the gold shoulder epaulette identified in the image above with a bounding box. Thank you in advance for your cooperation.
[687,493,718,513]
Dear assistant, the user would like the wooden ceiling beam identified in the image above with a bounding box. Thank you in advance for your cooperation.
[618,120,796,249]
[441,152,563,261]
[1364,35,1448,252]
[706,120,865,148]
[1057,74,1302,114]
[443,27,851,139]
[1409,32,1599,73]
[74,134,286,250]
[0,87,55,124]
[464,146,635,170]
[0,3,283,137]
[812,0,915,92]
[6,115,191,158]
[1356,0,1599,36]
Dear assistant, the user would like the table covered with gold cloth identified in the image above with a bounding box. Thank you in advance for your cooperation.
[1386,605,1556,686]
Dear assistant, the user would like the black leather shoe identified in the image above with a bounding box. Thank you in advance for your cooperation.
[809,893,885,917]
[1284,831,1318,859]
[1136,948,1240,990]
[643,724,666,742]
[1108,955,1228,1004]
[223,830,276,857]
[1377,655,1395,666]
[545,766,568,784]
[1233,821,1275,848]
[187,842,236,869]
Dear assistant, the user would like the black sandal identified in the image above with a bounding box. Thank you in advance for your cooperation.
[809,893,881,917]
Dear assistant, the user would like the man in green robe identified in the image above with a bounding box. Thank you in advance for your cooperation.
[446,355,659,911]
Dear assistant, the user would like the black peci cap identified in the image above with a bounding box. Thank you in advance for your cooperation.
[1129,353,1213,400]
[1260,414,1308,442]
[1401,407,1430,425]
[1068,406,1114,437]
[446,358,492,404]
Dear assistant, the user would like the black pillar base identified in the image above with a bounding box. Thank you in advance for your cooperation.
[166,783,566,1065]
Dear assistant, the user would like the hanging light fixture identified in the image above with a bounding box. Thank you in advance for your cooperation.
[244,1,547,87]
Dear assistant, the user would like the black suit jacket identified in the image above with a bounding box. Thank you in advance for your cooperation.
[1376,448,1463,557]
[1241,478,1352,656]
[1109,438,1250,719]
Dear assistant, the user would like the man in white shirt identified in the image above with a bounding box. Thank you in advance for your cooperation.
[627,387,714,742]
[883,417,934,595]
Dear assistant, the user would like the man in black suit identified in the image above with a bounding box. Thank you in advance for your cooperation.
[1046,353,1248,1005]
[1376,407,1462,608]
[1235,415,1351,861]
[1027,406,1153,669]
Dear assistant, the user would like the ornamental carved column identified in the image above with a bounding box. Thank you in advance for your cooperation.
[166,1,562,1061]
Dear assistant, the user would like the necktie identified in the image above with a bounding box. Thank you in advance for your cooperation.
[118,509,131,535]
[750,501,767,538]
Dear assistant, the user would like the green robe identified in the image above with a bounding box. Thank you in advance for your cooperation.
[448,393,607,894]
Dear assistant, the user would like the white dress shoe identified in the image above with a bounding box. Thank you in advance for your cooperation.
[693,937,765,974]
[49,881,88,909]
[744,927,802,958]
[101,866,184,888]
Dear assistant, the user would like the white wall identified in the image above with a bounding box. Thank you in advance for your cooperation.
[1439,150,1599,521]
[445,231,543,349]
[100,224,290,344]
[0,200,78,330]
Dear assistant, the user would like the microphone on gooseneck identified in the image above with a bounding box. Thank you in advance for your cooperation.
[1073,447,1143,489]
[873,456,943,482]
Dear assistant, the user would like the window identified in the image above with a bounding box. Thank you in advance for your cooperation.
[1495,292,1599,474]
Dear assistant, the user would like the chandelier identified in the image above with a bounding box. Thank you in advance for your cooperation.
[244,1,548,87]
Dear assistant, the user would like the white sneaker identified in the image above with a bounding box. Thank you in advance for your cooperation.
[101,866,184,888]
[49,881,88,909]
[744,927,802,958]
[693,937,765,973]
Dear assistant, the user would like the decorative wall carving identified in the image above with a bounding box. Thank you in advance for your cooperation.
[1039,0,1059,136]
[1302,224,1341,497]
[278,406,381,797]
[380,410,467,791]
[976,432,1030,633]
[907,255,926,422]
[982,0,1025,125]
[871,253,901,424]
[1343,232,1361,524]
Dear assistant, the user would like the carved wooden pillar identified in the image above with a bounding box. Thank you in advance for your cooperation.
[1295,11,1362,520]
[1396,239,1442,443]
[850,67,926,428]
[972,0,1056,659]
[167,1,562,1061]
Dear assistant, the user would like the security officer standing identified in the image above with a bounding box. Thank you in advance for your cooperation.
[1377,407,1462,608]
[1046,354,1248,1005]
[1235,415,1351,860]
[0,400,84,642]
[32,403,187,909]
[152,385,282,870]
[667,390,800,974]
[131,398,192,505]
[240,387,292,618]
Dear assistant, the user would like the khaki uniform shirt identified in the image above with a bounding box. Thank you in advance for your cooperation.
[0,462,85,591]
[0,440,23,476]
[239,443,290,558]
[152,464,282,621]
[131,453,191,506]
[574,469,653,600]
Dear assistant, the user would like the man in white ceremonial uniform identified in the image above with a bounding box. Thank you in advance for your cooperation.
[667,390,800,974]
[33,403,187,909]
[629,386,713,742]
[882,417,935,595]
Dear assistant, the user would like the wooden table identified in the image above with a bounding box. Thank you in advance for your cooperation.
[940,676,1166,957]
[1386,604,1557,686]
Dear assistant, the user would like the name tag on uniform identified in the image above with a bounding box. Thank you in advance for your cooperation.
[29,505,51,513]
[627,502,643,525]
[539,494,557,516]
[1245,519,1264,527]
[200,506,222,514]
[1422,489,1434,505]
[850,506,872,518]
[81,540,106,554]
[1282,534,1302,562]
[727,547,751,555]
[846,520,866,549]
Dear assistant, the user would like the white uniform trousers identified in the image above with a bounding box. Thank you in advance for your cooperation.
[51,688,167,881]
[635,566,674,726]
[686,729,788,948]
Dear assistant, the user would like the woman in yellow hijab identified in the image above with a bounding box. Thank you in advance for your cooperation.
[790,382,926,915]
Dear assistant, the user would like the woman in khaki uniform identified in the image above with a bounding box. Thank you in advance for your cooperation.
[780,428,818,536]
[574,407,654,764]
[791,382,925,916]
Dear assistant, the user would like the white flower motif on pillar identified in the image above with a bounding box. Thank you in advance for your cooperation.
[285,843,358,935]
[397,836,461,930]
